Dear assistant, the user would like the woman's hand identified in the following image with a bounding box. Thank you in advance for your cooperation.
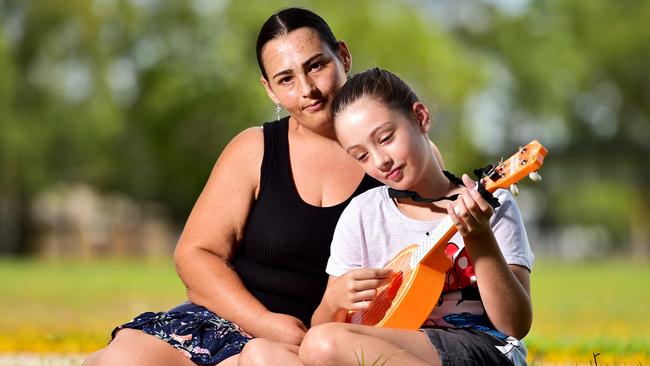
[447,174,494,238]
[255,312,308,346]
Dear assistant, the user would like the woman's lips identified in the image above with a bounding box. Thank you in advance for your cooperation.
[303,99,325,111]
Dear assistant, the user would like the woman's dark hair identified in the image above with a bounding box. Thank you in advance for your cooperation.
[332,67,420,121]
[256,7,339,80]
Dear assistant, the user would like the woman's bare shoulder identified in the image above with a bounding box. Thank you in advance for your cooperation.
[215,126,264,174]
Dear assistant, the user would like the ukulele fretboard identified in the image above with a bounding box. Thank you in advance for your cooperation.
[410,216,454,268]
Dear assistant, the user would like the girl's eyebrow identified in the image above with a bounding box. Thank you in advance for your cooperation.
[344,121,391,153]
[271,53,325,81]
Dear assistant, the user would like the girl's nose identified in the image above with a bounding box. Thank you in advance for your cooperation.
[372,151,391,171]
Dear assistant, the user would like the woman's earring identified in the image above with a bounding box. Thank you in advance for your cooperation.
[275,104,282,121]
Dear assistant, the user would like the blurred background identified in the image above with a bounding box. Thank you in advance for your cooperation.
[1,0,648,364]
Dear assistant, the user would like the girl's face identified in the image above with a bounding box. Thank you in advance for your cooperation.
[335,97,435,192]
[260,27,350,131]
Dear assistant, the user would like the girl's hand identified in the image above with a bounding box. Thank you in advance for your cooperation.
[447,174,494,238]
[323,268,394,312]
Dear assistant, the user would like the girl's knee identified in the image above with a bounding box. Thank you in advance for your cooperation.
[239,338,270,366]
[299,323,348,366]
[239,338,300,366]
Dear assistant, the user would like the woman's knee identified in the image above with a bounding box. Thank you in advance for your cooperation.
[83,329,193,366]
[299,323,348,366]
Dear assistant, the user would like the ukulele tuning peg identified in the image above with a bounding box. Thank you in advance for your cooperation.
[510,184,519,196]
[529,171,542,182]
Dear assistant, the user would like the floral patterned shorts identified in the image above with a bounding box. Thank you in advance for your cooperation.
[112,302,252,365]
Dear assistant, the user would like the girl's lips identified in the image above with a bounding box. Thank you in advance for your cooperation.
[386,168,402,181]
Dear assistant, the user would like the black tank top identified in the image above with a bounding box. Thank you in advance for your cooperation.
[232,117,380,326]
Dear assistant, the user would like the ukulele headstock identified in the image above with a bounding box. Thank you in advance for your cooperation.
[480,140,548,194]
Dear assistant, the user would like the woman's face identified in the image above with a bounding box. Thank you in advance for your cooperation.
[260,27,350,130]
[335,97,434,192]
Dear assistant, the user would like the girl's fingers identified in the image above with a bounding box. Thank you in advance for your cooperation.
[349,268,393,281]
[448,202,467,233]
[349,300,372,311]
[460,188,493,225]
[351,289,378,302]
[461,174,476,189]
[469,189,493,217]
[350,278,390,292]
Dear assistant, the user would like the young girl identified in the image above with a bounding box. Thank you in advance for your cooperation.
[299,68,534,366]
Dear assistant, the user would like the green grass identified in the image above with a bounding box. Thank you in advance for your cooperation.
[526,260,650,364]
[0,258,186,353]
[0,258,648,364]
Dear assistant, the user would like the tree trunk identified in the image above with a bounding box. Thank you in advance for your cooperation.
[630,186,650,260]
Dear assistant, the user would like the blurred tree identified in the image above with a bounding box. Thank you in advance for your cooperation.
[0,0,482,254]
[2,0,645,257]
[442,0,650,256]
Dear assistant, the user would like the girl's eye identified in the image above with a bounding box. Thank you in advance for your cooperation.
[355,152,368,162]
[380,133,394,144]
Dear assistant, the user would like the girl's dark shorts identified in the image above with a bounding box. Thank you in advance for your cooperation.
[112,302,251,365]
[421,327,514,366]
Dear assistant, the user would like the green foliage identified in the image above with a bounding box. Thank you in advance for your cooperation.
[0,0,648,253]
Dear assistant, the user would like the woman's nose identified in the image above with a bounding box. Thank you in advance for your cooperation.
[298,75,318,97]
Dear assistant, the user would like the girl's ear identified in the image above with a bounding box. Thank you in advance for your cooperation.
[412,102,431,134]
[260,76,280,105]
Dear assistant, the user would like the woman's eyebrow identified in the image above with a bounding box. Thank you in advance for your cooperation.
[271,53,325,80]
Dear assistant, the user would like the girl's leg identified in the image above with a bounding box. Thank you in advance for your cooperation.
[82,329,199,366]
[238,338,303,366]
[299,323,441,366]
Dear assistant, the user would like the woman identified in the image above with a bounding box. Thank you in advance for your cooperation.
[83,7,381,366]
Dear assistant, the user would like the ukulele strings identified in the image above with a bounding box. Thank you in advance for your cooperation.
[359,226,447,322]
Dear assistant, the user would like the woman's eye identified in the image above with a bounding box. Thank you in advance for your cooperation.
[279,76,293,85]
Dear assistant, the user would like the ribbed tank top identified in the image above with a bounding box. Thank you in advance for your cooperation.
[232,117,380,326]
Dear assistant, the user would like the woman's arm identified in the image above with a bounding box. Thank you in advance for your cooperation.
[173,127,306,345]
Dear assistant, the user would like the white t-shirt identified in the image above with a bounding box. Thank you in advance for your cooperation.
[326,185,534,329]
[326,185,534,364]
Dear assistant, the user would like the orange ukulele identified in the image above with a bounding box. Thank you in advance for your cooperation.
[346,140,548,330]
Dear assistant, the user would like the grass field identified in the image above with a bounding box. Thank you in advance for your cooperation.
[1,258,648,365]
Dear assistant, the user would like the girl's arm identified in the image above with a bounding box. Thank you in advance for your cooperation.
[448,175,532,339]
[174,127,307,346]
[462,230,532,339]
